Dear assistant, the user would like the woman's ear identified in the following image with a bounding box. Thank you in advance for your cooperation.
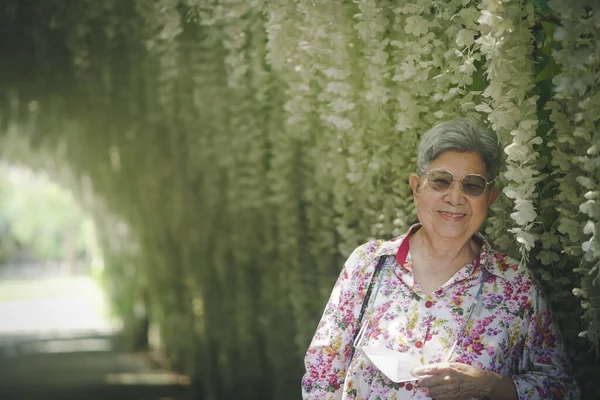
[487,187,500,206]
[409,174,421,200]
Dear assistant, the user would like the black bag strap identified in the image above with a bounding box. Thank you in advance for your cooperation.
[350,255,389,357]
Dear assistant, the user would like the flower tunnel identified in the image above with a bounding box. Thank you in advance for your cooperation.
[0,1,598,399]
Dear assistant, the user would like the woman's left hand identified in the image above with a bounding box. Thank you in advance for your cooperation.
[411,362,497,400]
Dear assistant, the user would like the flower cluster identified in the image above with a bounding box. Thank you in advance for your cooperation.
[219,1,252,89]
[353,0,391,107]
[136,0,183,121]
[476,0,539,261]
[548,0,600,345]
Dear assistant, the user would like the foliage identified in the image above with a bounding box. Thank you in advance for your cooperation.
[0,0,599,398]
[0,165,91,263]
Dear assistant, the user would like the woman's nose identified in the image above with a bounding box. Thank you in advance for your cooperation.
[444,180,466,205]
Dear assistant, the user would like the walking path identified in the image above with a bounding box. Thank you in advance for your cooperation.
[0,339,191,400]
[0,276,191,400]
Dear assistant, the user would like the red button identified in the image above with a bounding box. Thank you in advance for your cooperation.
[415,341,423,348]
[425,300,433,308]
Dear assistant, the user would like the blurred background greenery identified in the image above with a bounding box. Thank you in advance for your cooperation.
[0,165,97,268]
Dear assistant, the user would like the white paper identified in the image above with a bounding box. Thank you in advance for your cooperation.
[361,346,423,383]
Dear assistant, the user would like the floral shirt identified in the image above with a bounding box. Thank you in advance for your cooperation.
[302,225,580,399]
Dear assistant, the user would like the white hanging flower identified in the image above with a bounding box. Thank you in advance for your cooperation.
[325,115,353,131]
[404,15,429,36]
[508,227,536,252]
[504,165,536,184]
[580,200,599,219]
[504,142,530,162]
[477,0,540,260]
[456,29,476,47]
[322,68,352,79]
[511,199,537,225]
[583,220,596,236]
[329,98,356,113]
[326,82,353,96]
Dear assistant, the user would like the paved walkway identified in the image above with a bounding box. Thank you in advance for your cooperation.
[0,337,192,400]
[0,276,191,399]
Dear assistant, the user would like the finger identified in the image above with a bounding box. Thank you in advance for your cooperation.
[411,363,451,377]
[417,373,451,389]
[428,373,454,387]
[411,366,438,377]
[411,371,434,382]
[427,373,466,399]
[427,381,455,398]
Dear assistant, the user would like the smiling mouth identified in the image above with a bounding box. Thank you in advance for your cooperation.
[439,211,467,218]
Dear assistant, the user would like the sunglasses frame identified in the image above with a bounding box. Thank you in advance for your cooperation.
[418,167,493,197]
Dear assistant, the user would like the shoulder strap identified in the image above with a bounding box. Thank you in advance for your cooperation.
[351,255,388,349]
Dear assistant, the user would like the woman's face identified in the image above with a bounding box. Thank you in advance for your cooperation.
[409,151,499,243]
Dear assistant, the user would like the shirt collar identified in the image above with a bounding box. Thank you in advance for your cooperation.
[372,224,508,280]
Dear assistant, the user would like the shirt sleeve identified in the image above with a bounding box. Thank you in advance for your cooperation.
[301,242,376,400]
[510,282,581,399]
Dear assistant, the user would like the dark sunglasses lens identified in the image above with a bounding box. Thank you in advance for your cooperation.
[461,175,487,196]
[428,170,453,191]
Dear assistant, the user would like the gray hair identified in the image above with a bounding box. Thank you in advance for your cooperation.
[416,119,502,182]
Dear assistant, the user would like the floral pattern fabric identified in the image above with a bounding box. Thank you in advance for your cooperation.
[301,225,580,399]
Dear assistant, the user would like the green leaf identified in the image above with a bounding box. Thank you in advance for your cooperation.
[540,21,556,39]
[533,58,560,83]
[534,0,553,16]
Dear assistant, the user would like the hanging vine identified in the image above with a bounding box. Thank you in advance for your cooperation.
[547,0,600,353]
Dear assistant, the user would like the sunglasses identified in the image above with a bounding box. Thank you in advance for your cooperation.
[419,168,493,197]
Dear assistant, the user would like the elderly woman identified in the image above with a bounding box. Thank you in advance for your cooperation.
[301,119,580,399]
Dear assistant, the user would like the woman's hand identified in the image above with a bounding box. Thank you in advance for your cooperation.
[411,362,517,400]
